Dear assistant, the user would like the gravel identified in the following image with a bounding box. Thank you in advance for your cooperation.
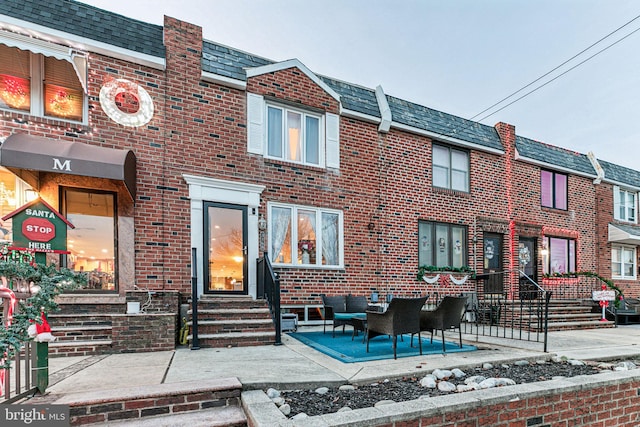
[279,358,639,417]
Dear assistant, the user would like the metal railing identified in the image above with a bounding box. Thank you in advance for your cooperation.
[1,340,40,404]
[257,253,282,345]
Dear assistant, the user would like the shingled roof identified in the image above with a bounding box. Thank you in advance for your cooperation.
[598,159,640,189]
[515,135,597,177]
[0,0,165,58]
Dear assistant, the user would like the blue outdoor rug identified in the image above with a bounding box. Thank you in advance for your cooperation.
[288,330,477,363]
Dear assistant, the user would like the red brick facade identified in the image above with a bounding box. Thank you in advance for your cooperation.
[1,8,639,326]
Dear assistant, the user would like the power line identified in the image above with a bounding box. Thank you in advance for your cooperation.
[476,22,640,123]
[469,13,640,122]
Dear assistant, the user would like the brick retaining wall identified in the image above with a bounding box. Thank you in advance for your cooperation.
[111,313,177,352]
[243,370,640,426]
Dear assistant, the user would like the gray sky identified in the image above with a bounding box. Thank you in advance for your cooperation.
[83,0,640,170]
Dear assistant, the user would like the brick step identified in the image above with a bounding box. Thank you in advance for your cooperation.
[83,406,247,427]
[190,319,274,334]
[189,331,275,348]
[48,314,114,328]
[40,377,243,426]
[531,320,615,331]
[49,340,113,357]
[190,308,271,319]
[195,297,269,310]
[52,325,113,342]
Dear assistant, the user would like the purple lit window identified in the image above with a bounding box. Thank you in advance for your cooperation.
[541,170,567,210]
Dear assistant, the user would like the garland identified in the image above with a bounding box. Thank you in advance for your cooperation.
[543,271,624,308]
[0,260,86,370]
[417,265,475,282]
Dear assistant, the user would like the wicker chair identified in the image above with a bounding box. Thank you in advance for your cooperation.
[321,294,369,337]
[414,296,467,352]
[366,296,428,359]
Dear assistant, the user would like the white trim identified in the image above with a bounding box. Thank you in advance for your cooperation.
[514,154,599,180]
[182,175,265,299]
[601,178,640,192]
[201,71,246,90]
[245,59,341,102]
[587,151,605,184]
[340,108,381,125]
[392,122,505,155]
[0,17,165,70]
[608,224,640,244]
[375,85,392,133]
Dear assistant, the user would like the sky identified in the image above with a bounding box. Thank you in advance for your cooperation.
[82,0,640,170]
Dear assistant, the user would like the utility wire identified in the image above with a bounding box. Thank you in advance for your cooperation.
[469,13,640,122]
[476,22,640,123]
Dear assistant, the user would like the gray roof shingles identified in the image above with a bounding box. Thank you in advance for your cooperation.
[515,136,596,176]
[0,0,165,58]
[598,159,640,188]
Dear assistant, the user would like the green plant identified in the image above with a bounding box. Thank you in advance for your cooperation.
[1,261,86,369]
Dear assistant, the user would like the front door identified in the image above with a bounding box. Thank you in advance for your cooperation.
[204,202,247,294]
[483,233,503,294]
[519,237,538,299]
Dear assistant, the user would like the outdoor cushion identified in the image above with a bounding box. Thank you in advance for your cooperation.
[334,312,366,320]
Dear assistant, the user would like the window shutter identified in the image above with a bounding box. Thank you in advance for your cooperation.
[247,93,264,154]
[325,112,340,169]
[613,186,621,220]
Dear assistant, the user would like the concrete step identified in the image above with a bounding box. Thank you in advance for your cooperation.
[190,319,275,334]
[44,377,243,426]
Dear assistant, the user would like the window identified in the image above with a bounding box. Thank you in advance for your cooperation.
[432,144,469,192]
[540,170,567,210]
[612,245,636,280]
[62,189,117,291]
[269,203,343,267]
[0,44,85,122]
[614,186,637,223]
[418,221,467,268]
[542,236,575,275]
[0,167,33,242]
[246,93,340,169]
[267,105,320,165]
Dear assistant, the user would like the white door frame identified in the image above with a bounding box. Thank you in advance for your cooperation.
[183,174,264,299]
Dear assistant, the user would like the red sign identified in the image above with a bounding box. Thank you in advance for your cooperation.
[22,217,55,242]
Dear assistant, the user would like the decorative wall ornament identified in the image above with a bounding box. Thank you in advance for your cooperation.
[422,273,440,284]
[99,78,154,127]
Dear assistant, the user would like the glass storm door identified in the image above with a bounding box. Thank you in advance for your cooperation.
[204,202,247,294]
[483,233,504,294]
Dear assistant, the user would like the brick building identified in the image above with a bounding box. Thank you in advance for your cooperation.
[1,1,639,348]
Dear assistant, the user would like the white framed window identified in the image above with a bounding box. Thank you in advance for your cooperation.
[247,93,340,169]
[612,245,636,280]
[613,186,637,223]
[268,202,343,268]
[0,43,86,123]
[432,144,469,192]
[266,104,321,165]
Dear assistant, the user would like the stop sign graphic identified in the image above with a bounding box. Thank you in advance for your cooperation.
[22,217,56,242]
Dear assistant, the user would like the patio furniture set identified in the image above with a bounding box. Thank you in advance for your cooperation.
[320,294,468,359]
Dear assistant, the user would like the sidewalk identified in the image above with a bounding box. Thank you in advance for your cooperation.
[44,324,640,396]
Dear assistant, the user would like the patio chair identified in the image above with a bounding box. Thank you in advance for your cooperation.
[366,296,428,359]
[413,295,467,353]
[321,294,369,337]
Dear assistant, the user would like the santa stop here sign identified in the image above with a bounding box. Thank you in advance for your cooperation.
[2,198,74,253]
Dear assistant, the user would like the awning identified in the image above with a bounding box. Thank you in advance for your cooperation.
[0,30,87,92]
[0,134,136,200]
[608,223,640,245]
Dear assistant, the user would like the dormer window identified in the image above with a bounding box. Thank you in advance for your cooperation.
[267,104,320,166]
[247,93,340,169]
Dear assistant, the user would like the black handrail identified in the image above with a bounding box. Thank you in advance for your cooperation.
[257,252,281,345]
[190,248,199,350]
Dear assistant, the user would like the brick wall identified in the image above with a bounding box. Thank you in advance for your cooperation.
[111,313,176,352]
